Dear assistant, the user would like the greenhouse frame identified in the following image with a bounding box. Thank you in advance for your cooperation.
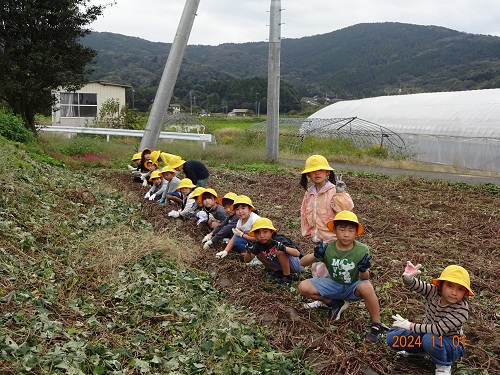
[308,89,500,172]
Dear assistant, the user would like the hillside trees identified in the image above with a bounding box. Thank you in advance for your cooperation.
[0,0,106,133]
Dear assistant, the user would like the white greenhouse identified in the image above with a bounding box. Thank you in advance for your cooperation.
[307,89,500,172]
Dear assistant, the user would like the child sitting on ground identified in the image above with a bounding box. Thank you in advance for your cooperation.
[386,263,473,375]
[215,195,260,259]
[244,217,304,287]
[158,166,181,205]
[298,210,384,343]
[144,170,169,201]
[167,178,198,219]
[202,192,239,251]
[198,188,228,229]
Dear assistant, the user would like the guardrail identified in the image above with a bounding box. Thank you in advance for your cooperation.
[37,126,214,148]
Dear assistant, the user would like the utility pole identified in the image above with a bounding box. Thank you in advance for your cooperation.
[139,0,200,151]
[266,0,281,161]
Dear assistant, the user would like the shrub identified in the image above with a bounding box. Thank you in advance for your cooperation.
[0,111,35,143]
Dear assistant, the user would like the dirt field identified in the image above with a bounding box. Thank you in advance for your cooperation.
[120,167,499,375]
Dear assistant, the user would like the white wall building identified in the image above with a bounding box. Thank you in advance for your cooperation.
[52,81,131,127]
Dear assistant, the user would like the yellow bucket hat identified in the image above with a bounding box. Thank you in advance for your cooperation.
[149,170,162,181]
[327,210,364,235]
[248,218,277,237]
[217,192,238,206]
[131,152,142,161]
[160,165,175,174]
[197,188,218,204]
[150,150,161,164]
[301,155,334,174]
[177,178,196,190]
[168,156,186,170]
[230,195,255,211]
[190,187,206,199]
[431,265,474,296]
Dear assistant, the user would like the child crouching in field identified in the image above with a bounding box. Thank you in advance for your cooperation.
[167,178,197,219]
[215,195,260,259]
[202,192,238,251]
[244,218,304,287]
[386,262,473,375]
[298,211,383,343]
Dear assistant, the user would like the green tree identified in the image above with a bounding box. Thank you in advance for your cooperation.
[0,1,106,134]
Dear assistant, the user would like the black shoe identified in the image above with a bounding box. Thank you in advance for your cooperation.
[267,270,283,280]
[275,275,293,287]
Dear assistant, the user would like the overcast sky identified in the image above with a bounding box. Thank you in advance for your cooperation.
[89,0,500,45]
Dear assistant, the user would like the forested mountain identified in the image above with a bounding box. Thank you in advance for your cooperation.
[82,22,500,113]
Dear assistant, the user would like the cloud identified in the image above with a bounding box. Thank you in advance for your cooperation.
[89,0,500,45]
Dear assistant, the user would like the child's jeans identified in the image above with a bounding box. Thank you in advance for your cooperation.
[233,236,249,253]
[386,328,466,366]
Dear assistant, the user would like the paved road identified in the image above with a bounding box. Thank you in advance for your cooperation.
[281,158,500,185]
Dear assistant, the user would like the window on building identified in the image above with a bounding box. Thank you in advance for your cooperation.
[60,93,97,117]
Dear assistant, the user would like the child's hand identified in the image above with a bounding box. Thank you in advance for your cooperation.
[313,240,327,259]
[167,210,179,218]
[232,227,244,237]
[215,250,228,259]
[403,261,422,278]
[202,240,212,250]
[148,193,156,201]
[357,254,372,272]
[391,314,413,331]
[144,192,151,199]
[202,233,213,243]
[272,240,287,252]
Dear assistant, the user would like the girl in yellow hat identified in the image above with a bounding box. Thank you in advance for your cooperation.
[387,262,473,375]
[300,154,354,244]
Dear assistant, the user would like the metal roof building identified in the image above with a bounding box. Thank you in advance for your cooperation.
[308,89,500,172]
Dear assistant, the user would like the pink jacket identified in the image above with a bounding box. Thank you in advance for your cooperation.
[300,182,354,243]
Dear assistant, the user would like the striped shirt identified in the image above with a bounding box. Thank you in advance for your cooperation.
[403,277,469,337]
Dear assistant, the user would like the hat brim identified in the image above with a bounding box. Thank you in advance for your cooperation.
[301,166,334,174]
[327,220,364,235]
[431,278,474,296]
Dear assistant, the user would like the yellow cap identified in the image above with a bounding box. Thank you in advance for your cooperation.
[431,265,474,296]
[177,178,196,190]
[217,192,238,206]
[301,155,334,174]
[131,152,142,161]
[327,210,364,235]
[150,150,161,164]
[149,170,162,181]
[248,218,277,237]
[160,165,175,174]
[168,156,186,169]
[190,187,206,199]
[197,188,218,204]
[230,195,255,211]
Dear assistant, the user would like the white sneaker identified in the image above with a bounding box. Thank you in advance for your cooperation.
[246,257,263,266]
[303,300,327,309]
[396,351,425,358]
[435,365,451,375]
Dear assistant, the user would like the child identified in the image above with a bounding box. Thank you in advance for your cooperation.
[202,192,239,250]
[168,156,210,187]
[215,195,260,259]
[298,211,383,343]
[158,166,181,204]
[386,263,473,375]
[144,170,168,201]
[129,152,143,183]
[167,178,197,219]
[300,154,355,309]
[244,217,304,287]
[198,188,228,229]
[300,154,354,244]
